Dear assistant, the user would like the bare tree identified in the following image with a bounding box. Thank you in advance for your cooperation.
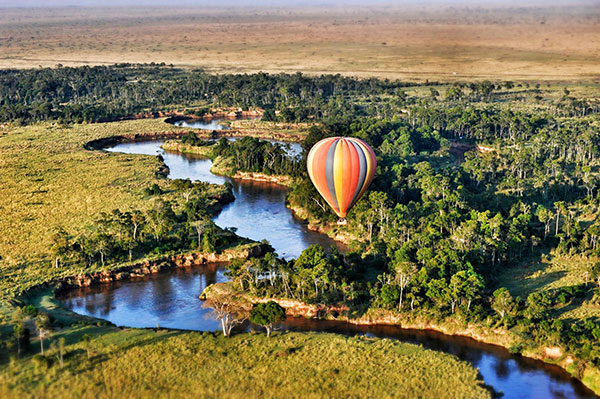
[80,334,92,359]
[11,308,26,355]
[394,262,416,311]
[35,314,51,355]
[202,286,248,337]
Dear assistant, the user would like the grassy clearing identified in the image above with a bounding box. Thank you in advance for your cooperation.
[497,255,595,298]
[162,141,214,157]
[0,329,492,399]
[496,254,600,321]
[0,118,184,263]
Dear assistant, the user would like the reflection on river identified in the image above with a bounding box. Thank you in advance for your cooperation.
[61,139,598,399]
[170,117,303,157]
[105,141,343,260]
[61,263,597,399]
[172,117,233,130]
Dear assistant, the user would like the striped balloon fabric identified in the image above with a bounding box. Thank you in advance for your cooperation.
[307,137,377,219]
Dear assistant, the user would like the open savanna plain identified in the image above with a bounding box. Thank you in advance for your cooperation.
[1,3,599,81]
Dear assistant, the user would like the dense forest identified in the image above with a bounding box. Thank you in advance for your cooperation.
[0,64,411,124]
[226,116,600,365]
[1,64,597,125]
[2,64,600,371]
[212,137,303,177]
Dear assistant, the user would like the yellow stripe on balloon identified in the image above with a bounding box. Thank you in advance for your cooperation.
[333,140,345,215]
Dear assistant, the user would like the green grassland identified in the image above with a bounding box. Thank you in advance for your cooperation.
[0,119,191,299]
[0,118,183,263]
[0,328,492,399]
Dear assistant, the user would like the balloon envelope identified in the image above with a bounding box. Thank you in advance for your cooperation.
[307,137,376,218]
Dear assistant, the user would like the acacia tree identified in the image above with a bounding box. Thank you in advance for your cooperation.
[590,262,600,292]
[202,287,248,337]
[80,333,92,359]
[250,301,286,337]
[50,227,74,268]
[536,206,553,240]
[392,254,416,311]
[50,337,66,368]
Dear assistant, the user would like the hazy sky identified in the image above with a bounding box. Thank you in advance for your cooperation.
[0,0,593,7]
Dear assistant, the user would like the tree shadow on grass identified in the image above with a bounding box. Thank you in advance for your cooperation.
[518,270,568,296]
[496,248,568,297]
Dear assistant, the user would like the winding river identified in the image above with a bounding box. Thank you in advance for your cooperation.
[59,120,597,399]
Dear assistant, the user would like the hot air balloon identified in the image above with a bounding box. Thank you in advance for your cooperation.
[307,137,376,224]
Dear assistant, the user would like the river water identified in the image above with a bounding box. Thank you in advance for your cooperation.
[59,129,597,399]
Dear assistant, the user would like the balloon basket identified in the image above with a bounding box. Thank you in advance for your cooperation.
[337,218,347,225]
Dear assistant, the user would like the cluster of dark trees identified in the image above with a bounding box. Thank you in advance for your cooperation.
[180,132,212,147]
[212,137,302,176]
[4,304,101,362]
[50,179,238,268]
[226,247,351,304]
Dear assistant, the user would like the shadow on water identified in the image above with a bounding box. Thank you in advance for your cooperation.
[71,139,598,399]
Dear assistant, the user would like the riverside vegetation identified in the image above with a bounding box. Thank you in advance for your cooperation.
[0,86,491,398]
[1,64,600,396]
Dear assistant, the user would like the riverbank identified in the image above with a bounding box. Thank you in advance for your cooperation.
[203,282,600,395]
[84,116,308,153]
[51,243,269,293]
[165,116,308,143]
[287,202,358,246]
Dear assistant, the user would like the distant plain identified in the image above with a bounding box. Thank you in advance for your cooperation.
[0,4,599,81]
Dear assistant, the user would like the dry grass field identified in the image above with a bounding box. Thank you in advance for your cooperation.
[0,4,599,81]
